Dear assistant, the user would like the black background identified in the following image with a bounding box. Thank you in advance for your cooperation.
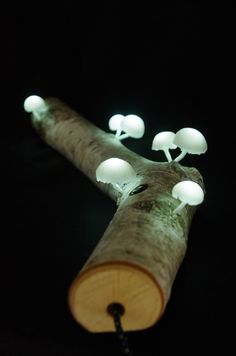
[0,2,233,355]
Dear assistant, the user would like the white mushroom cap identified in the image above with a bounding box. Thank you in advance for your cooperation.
[121,114,145,138]
[23,95,45,113]
[173,127,207,154]
[152,131,177,151]
[172,180,204,207]
[152,131,177,162]
[108,114,125,131]
[96,158,136,185]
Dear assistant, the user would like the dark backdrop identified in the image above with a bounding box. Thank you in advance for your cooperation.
[1,2,233,355]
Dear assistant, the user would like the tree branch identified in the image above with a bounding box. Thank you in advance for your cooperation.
[31,98,204,332]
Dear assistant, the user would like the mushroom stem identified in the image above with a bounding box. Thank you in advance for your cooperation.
[174,150,187,162]
[163,149,173,163]
[114,183,123,193]
[173,201,186,214]
[32,111,41,120]
[115,127,123,138]
[118,133,130,140]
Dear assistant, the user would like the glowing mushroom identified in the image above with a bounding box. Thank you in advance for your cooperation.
[23,95,46,120]
[172,180,204,214]
[108,114,125,138]
[96,158,136,193]
[108,114,145,141]
[151,131,177,162]
[119,114,145,140]
[174,127,207,162]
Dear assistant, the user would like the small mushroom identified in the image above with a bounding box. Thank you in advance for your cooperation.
[119,114,145,140]
[151,131,177,162]
[172,180,204,214]
[23,95,46,119]
[96,158,136,193]
[173,127,207,162]
[108,114,125,138]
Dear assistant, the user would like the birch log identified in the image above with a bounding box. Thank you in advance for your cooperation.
[30,98,204,332]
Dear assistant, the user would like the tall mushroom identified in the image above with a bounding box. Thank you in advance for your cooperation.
[172,180,204,214]
[151,131,177,162]
[173,127,207,162]
[96,158,136,193]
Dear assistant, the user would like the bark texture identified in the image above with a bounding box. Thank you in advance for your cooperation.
[31,98,204,332]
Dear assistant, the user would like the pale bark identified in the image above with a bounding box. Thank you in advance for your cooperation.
[31,98,204,332]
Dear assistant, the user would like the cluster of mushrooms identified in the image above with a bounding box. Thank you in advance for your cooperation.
[96,113,207,215]
[23,96,207,215]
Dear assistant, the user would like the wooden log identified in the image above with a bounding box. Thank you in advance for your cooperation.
[30,98,204,332]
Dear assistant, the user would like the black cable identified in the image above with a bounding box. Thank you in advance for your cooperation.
[107,303,133,355]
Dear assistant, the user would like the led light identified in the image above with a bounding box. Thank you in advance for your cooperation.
[108,114,145,141]
[174,128,207,162]
[96,158,136,193]
[23,95,46,119]
[119,114,145,140]
[172,180,204,214]
[108,114,125,133]
[24,95,45,112]
[152,131,177,162]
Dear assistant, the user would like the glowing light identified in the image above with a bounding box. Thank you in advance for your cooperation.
[23,95,46,119]
[108,114,125,134]
[152,131,177,162]
[120,115,145,140]
[96,158,136,193]
[108,114,145,140]
[174,128,207,162]
[172,180,204,214]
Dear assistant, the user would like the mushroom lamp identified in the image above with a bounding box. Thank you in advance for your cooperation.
[173,127,207,162]
[96,158,136,193]
[119,114,145,140]
[172,180,204,214]
[152,131,177,162]
[23,95,46,119]
[108,114,125,138]
[24,97,206,336]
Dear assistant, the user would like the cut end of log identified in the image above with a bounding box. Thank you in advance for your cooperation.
[68,262,164,332]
